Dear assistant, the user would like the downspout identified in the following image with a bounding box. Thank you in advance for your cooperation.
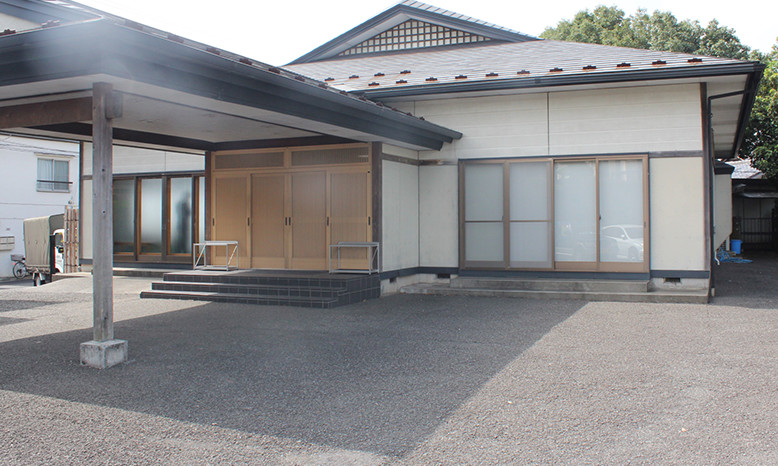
[705,70,762,295]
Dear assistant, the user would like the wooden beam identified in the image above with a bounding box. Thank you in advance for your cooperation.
[91,83,115,342]
[0,97,92,129]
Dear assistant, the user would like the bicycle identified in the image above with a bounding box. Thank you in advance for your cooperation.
[12,257,27,279]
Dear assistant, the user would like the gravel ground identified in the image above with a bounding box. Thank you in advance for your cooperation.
[0,257,776,464]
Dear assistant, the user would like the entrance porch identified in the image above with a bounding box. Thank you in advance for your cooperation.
[141,269,380,308]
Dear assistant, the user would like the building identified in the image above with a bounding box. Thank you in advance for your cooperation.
[0,134,78,277]
[0,0,764,297]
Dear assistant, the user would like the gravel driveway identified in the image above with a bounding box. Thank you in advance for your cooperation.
[1,258,776,464]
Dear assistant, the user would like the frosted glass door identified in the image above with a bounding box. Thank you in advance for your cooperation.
[554,161,596,263]
[509,162,551,268]
[464,164,504,265]
[599,160,645,263]
[139,178,162,254]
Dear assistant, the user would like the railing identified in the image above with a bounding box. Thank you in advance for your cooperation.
[739,217,777,247]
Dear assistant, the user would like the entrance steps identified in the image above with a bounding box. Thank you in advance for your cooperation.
[402,277,709,304]
[141,270,380,308]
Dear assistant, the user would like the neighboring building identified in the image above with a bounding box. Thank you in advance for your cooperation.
[0,134,78,277]
[0,0,764,299]
[730,159,778,251]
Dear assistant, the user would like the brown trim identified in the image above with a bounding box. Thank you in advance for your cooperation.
[648,150,705,158]
[371,142,382,271]
[0,97,92,129]
[381,153,420,166]
[211,135,356,152]
[419,159,457,166]
[701,83,712,273]
[204,152,213,242]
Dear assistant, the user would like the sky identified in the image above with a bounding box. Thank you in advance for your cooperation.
[75,0,777,66]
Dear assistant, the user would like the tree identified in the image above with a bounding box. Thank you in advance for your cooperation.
[540,7,750,59]
[741,44,778,178]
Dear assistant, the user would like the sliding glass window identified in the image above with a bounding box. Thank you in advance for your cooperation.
[461,156,647,272]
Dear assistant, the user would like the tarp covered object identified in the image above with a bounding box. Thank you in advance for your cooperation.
[23,214,64,271]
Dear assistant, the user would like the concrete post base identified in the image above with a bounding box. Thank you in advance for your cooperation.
[80,339,128,369]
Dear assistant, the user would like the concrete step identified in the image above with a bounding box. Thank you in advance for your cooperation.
[401,283,709,304]
[140,289,339,308]
[152,280,344,298]
[451,277,649,293]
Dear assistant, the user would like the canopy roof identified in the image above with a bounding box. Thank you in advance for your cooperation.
[0,6,461,151]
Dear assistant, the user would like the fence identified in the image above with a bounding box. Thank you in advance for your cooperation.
[64,206,79,273]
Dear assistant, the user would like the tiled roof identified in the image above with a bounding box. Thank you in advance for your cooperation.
[286,40,746,93]
[729,158,763,179]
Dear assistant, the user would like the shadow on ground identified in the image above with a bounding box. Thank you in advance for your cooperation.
[0,294,582,456]
[713,251,778,309]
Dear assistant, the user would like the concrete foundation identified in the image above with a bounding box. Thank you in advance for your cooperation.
[80,339,128,369]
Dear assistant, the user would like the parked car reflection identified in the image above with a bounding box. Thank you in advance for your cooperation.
[601,224,644,262]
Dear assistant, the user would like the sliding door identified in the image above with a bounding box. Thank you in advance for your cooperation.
[461,156,647,272]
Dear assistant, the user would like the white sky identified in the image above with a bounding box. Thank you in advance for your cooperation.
[75,0,777,65]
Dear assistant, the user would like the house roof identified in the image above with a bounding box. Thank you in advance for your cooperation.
[287,39,756,97]
[0,0,461,151]
[288,0,537,65]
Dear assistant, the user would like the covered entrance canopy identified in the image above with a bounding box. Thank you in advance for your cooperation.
[0,17,461,368]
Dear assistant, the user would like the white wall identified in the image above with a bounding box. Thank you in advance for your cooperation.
[382,160,419,271]
[548,84,702,155]
[404,83,704,269]
[714,173,733,250]
[419,164,459,267]
[0,136,79,277]
[649,157,706,270]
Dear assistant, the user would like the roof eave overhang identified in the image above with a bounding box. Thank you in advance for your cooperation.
[359,63,764,100]
[288,4,536,65]
[728,64,764,158]
[0,20,460,150]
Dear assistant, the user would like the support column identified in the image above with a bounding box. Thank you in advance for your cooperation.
[80,82,127,369]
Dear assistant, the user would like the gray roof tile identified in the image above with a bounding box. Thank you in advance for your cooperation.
[286,40,746,92]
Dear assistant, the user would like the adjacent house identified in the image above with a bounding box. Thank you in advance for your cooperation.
[0,0,763,300]
[0,134,78,277]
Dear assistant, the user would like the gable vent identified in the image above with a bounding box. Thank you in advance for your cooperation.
[338,19,491,57]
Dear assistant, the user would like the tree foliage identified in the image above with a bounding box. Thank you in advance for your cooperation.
[540,6,750,59]
[742,45,778,177]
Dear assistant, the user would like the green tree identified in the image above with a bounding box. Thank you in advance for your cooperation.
[741,44,778,177]
[540,7,750,59]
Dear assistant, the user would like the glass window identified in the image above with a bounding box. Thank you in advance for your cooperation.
[37,158,69,192]
[599,160,644,262]
[169,178,193,254]
[554,161,597,263]
[464,163,504,263]
[510,162,552,268]
[113,179,135,254]
[140,178,163,254]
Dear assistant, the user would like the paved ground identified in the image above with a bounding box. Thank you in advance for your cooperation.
[0,257,776,464]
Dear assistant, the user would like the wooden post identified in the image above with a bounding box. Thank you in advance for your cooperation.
[92,82,115,342]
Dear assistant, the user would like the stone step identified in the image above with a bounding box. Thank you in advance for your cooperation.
[401,283,708,304]
[451,277,649,293]
[140,289,340,308]
[162,271,373,290]
[152,280,344,298]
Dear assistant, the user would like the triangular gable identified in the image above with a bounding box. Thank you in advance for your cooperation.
[288,0,537,64]
[338,19,491,57]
